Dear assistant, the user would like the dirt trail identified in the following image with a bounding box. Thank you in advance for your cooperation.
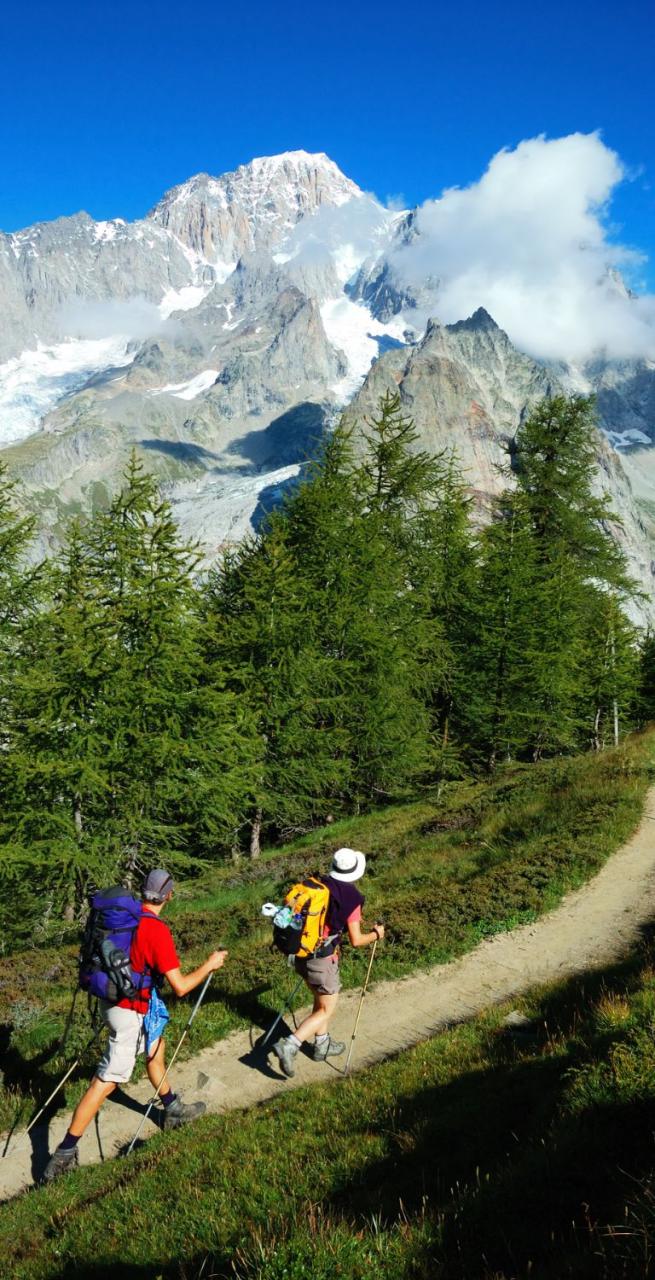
[3,788,655,1201]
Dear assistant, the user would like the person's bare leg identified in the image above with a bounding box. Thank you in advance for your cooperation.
[145,1037,169,1093]
[293,992,338,1043]
[68,1077,117,1138]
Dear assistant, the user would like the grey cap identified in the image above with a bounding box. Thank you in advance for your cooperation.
[142,868,175,902]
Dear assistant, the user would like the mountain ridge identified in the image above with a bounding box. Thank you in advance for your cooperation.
[0,149,654,616]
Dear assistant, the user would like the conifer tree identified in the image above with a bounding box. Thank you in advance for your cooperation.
[203,517,350,852]
[465,494,538,768]
[511,396,635,758]
[636,630,655,727]
[470,395,638,765]
[1,455,257,937]
[83,452,256,878]
[1,523,113,930]
[291,396,445,805]
[412,455,478,775]
[0,465,46,940]
[580,588,639,749]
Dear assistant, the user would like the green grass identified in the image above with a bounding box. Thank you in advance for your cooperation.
[1,733,653,1137]
[4,906,655,1275]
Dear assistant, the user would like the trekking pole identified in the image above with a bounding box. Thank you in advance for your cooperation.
[125,973,213,1156]
[259,973,306,1051]
[4,1024,103,1158]
[343,938,378,1077]
[259,932,339,1052]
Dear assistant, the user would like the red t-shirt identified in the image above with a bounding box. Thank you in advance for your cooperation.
[118,908,180,1014]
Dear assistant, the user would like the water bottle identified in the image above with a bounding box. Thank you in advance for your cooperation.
[273,905,293,929]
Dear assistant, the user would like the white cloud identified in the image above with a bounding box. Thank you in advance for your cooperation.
[278,194,396,284]
[57,296,167,341]
[387,133,655,362]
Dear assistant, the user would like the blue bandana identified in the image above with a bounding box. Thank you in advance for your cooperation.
[143,988,170,1055]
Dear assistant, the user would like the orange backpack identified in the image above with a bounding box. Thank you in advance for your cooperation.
[272,877,330,958]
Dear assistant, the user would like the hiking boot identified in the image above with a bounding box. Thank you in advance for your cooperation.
[313,1036,346,1062]
[41,1144,79,1183]
[162,1096,206,1130]
[273,1036,299,1078]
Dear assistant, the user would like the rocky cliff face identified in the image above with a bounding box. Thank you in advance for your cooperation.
[343,310,655,613]
[0,150,654,613]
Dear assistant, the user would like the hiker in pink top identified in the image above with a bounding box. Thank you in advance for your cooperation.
[273,848,384,1077]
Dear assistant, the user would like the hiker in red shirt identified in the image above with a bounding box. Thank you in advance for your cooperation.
[43,869,227,1182]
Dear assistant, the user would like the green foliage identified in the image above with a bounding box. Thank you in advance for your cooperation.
[0,390,646,933]
[0,455,258,934]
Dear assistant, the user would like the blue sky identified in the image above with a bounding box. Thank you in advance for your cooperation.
[1,0,654,285]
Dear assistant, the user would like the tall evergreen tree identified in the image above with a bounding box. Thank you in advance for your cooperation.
[412,454,478,775]
[2,455,258,937]
[203,517,350,853]
[0,464,46,941]
[470,395,638,764]
[465,494,538,768]
[636,630,655,728]
[580,588,639,749]
[1,523,113,928]
[83,453,256,878]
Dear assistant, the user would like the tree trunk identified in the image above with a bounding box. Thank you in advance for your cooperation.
[593,706,601,752]
[124,843,139,891]
[609,626,619,747]
[249,808,262,860]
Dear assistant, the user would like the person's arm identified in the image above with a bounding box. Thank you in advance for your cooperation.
[165,949,228,998]
[346,919,384,948]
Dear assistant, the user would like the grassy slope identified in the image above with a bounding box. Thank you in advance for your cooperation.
[1,734,653,1135]
[4,893,655,1275]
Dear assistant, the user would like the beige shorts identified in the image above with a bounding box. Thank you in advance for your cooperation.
[96,1002,145,1084]
[295,951,341,996]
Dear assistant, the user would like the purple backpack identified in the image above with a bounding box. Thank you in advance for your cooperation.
[79,887,156,1003]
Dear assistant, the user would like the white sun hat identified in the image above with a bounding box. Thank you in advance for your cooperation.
[330,847,367,882]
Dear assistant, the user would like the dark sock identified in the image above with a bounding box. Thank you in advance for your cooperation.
[160,1089,176,1108]
[59,1130,80,1151]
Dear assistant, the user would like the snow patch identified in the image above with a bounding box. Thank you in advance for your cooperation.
[93,221,119,243]
[320,296,407,401]
[159,284,211,319]
[0,337,135,445]
[605,428,651,449]
[151,369,219,400]
[213,259,237,285]
[222,302,241,331]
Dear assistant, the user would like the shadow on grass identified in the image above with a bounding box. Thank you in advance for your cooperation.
[311,934,655,1279]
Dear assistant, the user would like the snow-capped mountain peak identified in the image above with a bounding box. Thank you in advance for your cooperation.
[147,150,363,266]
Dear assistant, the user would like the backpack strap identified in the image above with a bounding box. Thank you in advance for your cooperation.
[132,910,168,994]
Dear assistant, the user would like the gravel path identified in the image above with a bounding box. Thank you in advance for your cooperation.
[3,789,655,1200]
